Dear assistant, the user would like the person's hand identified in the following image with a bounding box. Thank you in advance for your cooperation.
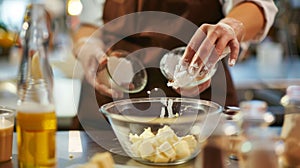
[73,37,124,98]
[175,17,245,96]
[183,17,245,71]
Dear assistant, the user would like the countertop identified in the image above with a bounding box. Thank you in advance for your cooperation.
[1,131,240,168]
[229,56,300,90]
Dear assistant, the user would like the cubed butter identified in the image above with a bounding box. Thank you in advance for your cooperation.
[157,125,175,135]
[129,133,142,143]
[153,151,169,163]
[156,131,178,145]
[89,152,114,168]
[158,141,176,161]
[129,126,197,163]
[182,135,197,153]
[174,140,191,159]
[157,126,178,145]
[131,140,142,157]
[140,127,155,139]
[139,141,155,159]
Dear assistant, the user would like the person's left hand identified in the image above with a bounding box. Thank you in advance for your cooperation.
[175,17,245,96]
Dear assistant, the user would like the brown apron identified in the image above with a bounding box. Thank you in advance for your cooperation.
[96,0,238,107]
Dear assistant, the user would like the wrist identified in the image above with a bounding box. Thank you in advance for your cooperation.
[219,17,245,42]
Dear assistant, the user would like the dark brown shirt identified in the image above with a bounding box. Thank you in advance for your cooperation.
[96,0,238,107]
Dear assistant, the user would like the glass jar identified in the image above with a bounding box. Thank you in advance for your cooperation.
[239,128,284,168]
[239,100,274,134]
[280,85,300,167]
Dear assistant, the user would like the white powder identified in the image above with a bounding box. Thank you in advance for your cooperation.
[162,47,227,89]
[160,99,178,118]
[167,99,174,118]
[160,107,165,118]
[167,63,197,89]
[162,52,198,89]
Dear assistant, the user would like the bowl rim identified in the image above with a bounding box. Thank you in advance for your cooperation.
[0,105,16,118]
[100,97,222,124]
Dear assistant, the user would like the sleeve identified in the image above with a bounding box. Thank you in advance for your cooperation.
[220,0,278,42]
[79,0,106,27]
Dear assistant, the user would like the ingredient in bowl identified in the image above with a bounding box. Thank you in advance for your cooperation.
[160,98,180,118]
[129,125,197,163]
[78,152,114,168]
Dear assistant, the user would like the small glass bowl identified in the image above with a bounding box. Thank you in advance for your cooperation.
[97,52,147,93]
[160,47,220,88]
[100,97,223,165]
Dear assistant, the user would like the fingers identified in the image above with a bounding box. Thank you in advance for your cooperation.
[81,52,124,99]
[184,21,241,71]
[94,82,124,98]
[182,28,206,63]
[109,50,129,57]
[228,38,239,66]
[190,34,216,73]
[85,69,124,98]
[182,46,196,64]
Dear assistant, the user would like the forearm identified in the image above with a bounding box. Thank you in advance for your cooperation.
[222,2,265,42]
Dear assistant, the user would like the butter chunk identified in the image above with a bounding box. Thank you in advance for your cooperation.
[129,133,142,143]
[158,141,176,161]
[153,151,169,163]
[156,131,179,145]
[129,125,198,163]
[139,141,155,159]
[182,135,197,153]
[89,152,114,168]
[174,140,191,159]
[131,140,142,157]
[140,127,155,139]
[157,125,175,135]
[157,125,179,144]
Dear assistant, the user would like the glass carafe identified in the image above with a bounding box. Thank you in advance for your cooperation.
[16,3,57,168]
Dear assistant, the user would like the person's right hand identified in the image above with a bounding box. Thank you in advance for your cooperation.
[74,37,124,98]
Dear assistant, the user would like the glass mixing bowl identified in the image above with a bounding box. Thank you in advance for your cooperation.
[100,97,223,165]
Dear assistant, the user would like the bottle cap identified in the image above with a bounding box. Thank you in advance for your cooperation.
[287,85,300,99]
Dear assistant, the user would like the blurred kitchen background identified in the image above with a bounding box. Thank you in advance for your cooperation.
[0,0,299,129]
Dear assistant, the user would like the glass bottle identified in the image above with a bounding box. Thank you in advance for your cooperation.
[230,100,274,161]
[239,128,284,168]
[239,100,274,133]
[16,4,56,168]
[280,85,300,167]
